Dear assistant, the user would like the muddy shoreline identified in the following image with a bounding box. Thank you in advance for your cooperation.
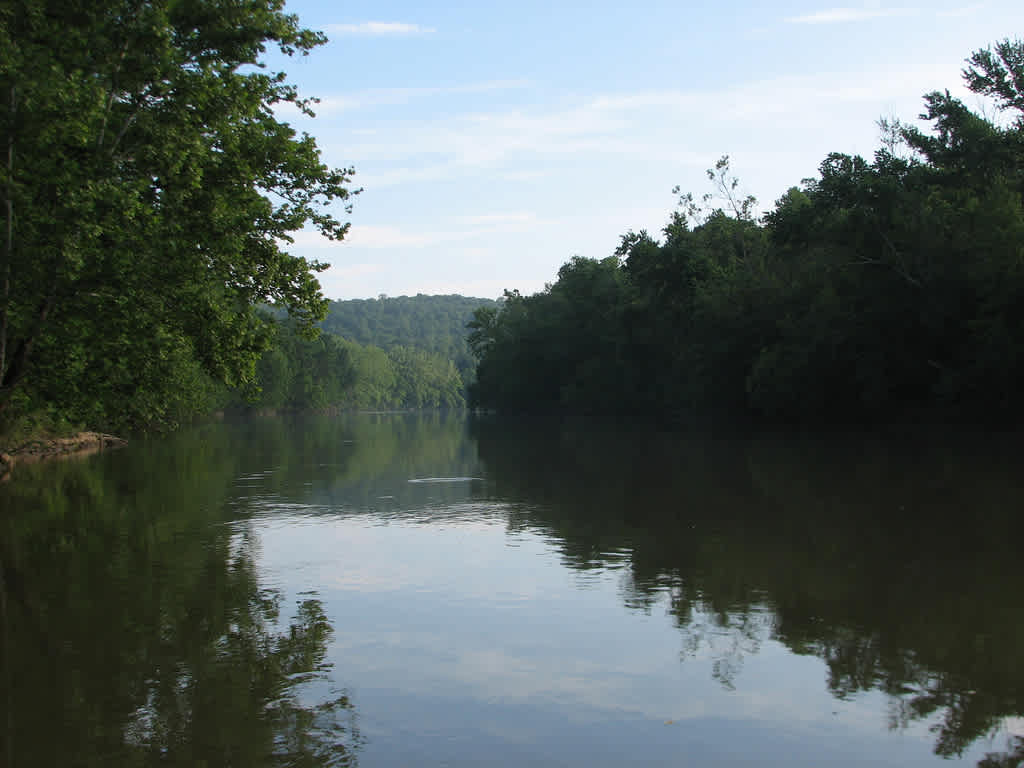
[0,432,127,479]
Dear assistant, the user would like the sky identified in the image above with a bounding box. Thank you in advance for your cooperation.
[268,0,1024,301]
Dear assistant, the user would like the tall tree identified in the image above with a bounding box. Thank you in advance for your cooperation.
[0,0,356,426]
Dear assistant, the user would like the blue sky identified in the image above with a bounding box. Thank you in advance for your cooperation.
[270,1,1024,300]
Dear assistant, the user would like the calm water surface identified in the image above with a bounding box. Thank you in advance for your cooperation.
[2,413,1022,766]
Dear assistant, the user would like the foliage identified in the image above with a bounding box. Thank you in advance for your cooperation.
[240,316,466,412]
[321,294,499,384]
[0,396,81,452]
[469,258,628,414]
[0,0,356,431]
[469,40,1024,425]
[246,317,357,410]
[236,295,492,413]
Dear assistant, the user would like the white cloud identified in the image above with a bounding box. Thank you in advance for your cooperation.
[346,225,447,249]
[498,169,551,182]
[280,80,531,116]
[325,21,435,37]
[331,217,537,250]
[936,3,986,16]
[434,79,531,95]
[355,164,457,188]
[343,104,636,172]
[785,7,917,23]
[458,212,536,225]
[321,262,385,279]
[344,61,955,174]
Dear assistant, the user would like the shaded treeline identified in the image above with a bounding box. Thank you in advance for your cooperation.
[237,314,466,414]
[470,417,1024,762]
[2,299,477,436]
[321,294,499,385]
[235,295,501,416]
[468,41,1024,425]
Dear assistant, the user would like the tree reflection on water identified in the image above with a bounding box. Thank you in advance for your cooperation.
[0,431,361,767]
[4,414,1023,766]
[474,419,1024,765]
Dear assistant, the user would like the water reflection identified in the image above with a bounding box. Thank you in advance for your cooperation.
[471,419,1024,762]
[226,411,482,520]
[0,429,360,766]
[2,413,1023,766]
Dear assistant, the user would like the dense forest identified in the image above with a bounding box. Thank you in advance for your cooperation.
[0,0,358,437]
[321,294,498,384]
[469,40,1024,426]
[0,1,493,439]
[3,1,1021,438]
[237,294,496,415]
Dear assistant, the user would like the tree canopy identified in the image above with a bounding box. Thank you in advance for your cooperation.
[238,314,469,413]
[0,0,356,429]
[321,294,499,384]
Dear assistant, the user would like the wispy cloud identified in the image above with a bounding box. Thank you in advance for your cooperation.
[355,164,457,188]
[785,6,917,23]
[310,80,530,113]
[936,3,985,16]
[458,213,536,225]
[347,225,454,249]
[326,21,435,37]
[498,169,551,182]
[344,63,949,172]
[438,79,532,95]
[299,216,538,251]
[321,262,386,279]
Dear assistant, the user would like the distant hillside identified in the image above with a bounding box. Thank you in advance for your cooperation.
[320,294,499,380]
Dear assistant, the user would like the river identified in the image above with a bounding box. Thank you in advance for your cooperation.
[1,412,1022,766]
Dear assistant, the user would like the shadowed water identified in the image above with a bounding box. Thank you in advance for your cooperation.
[2,412,1022,766]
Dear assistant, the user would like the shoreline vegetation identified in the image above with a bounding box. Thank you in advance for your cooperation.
[2,4,1021,440]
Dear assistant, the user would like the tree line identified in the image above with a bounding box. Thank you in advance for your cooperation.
[0,0,353,436]
[321,294,498,385]
[239,313,468,413]
[5,3,1019,434]
[468,40,1024,425]
[0,2,492,437]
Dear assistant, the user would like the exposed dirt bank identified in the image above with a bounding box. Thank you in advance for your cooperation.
[0,432,127,479]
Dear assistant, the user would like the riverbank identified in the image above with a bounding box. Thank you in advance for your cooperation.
[0,431,127,478]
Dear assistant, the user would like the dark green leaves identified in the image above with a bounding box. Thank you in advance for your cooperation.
[0,0,357,430]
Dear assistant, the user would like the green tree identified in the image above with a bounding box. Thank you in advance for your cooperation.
[962,38,1024,125]
[322,294,498,384]
[340,341,398,409]
[0,0,356,428]
[469,41,1024,425]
